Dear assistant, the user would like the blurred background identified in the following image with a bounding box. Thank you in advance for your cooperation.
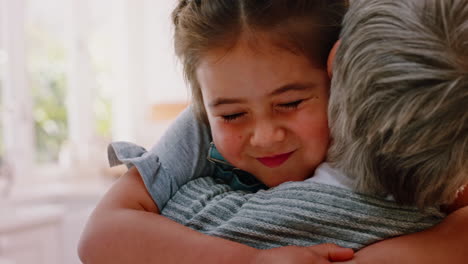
[0,0,188,263]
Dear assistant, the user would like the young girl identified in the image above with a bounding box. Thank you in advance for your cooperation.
[79,0,468,263]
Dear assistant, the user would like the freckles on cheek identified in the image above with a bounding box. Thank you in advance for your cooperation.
[213,122,243,141]
[212,124,246,161]
[217,128,244,146]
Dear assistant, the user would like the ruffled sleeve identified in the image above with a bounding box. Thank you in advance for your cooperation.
[107,106,215,210]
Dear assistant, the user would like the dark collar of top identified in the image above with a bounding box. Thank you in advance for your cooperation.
[207,142,267,192]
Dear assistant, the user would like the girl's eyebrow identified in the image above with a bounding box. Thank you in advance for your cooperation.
[209,97,246,108]
[270,82,317,96]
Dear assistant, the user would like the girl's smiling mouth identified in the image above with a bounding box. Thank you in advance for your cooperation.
[257,151,295,168]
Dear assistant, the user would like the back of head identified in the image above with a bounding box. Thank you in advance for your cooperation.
[328,0,468,208]
[172,0,347,123]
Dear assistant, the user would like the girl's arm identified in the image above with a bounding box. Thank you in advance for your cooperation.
[78,167,257,264]
[78,167,353,264]
[350,189,468,264]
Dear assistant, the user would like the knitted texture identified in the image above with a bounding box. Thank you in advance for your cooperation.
[162,177,444,250]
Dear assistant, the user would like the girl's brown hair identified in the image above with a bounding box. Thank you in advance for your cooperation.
[172,0,347,123]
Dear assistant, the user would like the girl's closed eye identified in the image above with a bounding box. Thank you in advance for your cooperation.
[221,112,245,122]
[278,99,304,110]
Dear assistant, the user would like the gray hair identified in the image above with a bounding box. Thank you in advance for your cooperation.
[328,0,468,208]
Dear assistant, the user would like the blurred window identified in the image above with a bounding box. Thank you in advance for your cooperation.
[26,0,69,163]
[1,0,185,183]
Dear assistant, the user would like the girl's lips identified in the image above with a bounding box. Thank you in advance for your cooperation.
[257,151,294,168]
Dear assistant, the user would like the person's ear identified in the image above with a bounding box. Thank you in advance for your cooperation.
[327,40,341,79]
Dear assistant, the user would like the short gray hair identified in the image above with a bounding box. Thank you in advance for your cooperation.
[328,0,468,208]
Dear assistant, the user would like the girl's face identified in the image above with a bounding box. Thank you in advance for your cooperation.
[197,39,330,187]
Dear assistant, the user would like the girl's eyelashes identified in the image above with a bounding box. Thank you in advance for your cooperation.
[221,112,245,122]
[219,99,305,122]
[278,99,303,109]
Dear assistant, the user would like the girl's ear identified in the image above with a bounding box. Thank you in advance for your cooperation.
[327,40,341,79]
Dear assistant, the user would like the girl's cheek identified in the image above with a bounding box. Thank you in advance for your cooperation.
[212,123,246,160]
[217,124,245,146]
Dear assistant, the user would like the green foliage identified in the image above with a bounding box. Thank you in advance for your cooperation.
[32,71,68,163]
[95,98,112,138]
[28,24,68,163]
[27,23,113,163]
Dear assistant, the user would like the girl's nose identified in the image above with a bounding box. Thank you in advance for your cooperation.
[249,121,286,148]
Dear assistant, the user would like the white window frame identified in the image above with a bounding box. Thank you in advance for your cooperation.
[1,0,35,186]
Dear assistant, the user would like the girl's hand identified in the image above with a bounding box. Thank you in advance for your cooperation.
[252,244,354,264]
